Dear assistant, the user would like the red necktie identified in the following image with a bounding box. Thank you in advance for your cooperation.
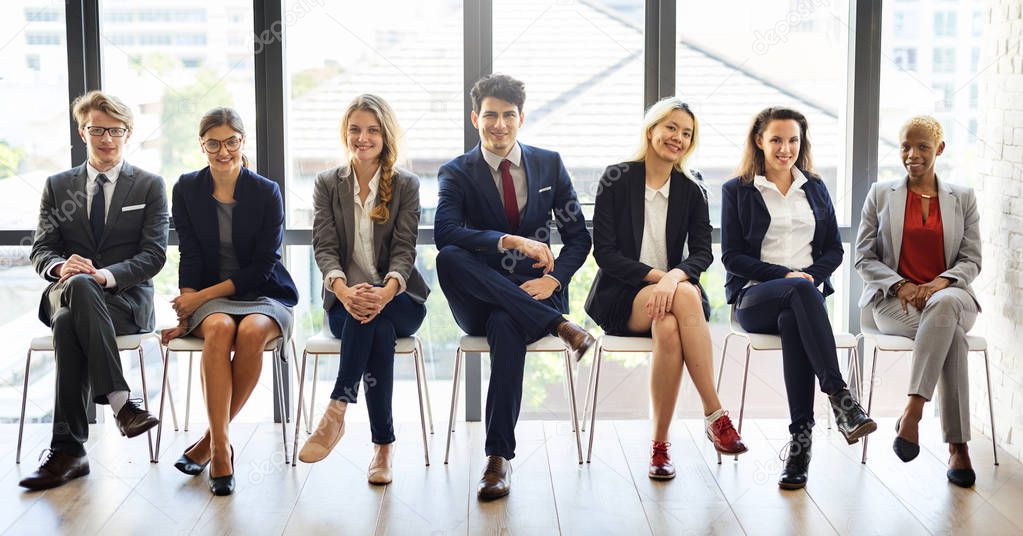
[499,159,520,230]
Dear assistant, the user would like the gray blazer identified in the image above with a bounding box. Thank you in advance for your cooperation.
[854,178,981,309]
[312,164,429,311]
[30,161,170,331]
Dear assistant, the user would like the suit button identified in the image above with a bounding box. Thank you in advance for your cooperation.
[95,254,102,262]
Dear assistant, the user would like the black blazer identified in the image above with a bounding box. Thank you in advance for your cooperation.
[585,161,712,328]
[720,170,843,304]
[172,166,299,307]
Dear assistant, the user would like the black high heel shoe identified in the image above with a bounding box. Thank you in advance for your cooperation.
[174,439,211,476]
[893,416,920,462]
[208,445,235,496]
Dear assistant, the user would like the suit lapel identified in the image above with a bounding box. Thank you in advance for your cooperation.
[937,178,957,267]
[336,167,356,263]
[372,172,390,264]
[665,169,685,258]
[519,144,539,233]
[468,146,509,232]
[629,165,644,255]
[888,182,907,266]
[98,162,137,248]
[69,164,94,246]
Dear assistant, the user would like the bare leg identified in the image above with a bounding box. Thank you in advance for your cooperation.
[192,314,237,478]
[670,284,722,416]
[626,285,684,443]
[949,442,973,470]
[897,394,926,444]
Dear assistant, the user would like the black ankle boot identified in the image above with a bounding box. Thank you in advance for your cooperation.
[829,388,877,444]
[779,431,812,490]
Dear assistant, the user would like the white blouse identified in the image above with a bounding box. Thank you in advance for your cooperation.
[753,168,816,273]
[639,178,670,272]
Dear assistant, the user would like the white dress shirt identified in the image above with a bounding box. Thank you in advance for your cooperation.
[639,177,670,272]
[323,166,406,295]
[47,161,121,287]
[753,168,816,275]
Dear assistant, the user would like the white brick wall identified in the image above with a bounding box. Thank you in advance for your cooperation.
[973,0,1023,464]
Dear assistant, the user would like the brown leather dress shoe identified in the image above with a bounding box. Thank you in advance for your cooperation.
[555,320,596,362]
[19,449,90,491]
[115,398,160,438]
[477,456,512,500]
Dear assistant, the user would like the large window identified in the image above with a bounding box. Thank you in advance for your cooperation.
[677,1,851,224]
[99,0,258,204]
[284,0,464,229]
[0,2,71,231]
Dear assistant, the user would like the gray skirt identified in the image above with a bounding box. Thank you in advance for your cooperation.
[184,296,294,360]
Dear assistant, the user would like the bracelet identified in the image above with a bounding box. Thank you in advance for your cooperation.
[890,279,909,296]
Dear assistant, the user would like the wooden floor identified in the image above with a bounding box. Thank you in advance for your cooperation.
[2,416,1022,536]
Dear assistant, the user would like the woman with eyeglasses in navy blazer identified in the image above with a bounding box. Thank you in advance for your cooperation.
[720,107,875,490]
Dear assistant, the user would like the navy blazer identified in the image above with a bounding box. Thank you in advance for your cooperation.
[720,171,843,304]
[434,143,592,312]
[585,161,712,328]
[172,166,299,307]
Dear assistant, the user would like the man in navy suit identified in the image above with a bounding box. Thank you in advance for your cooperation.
[435,74,594,501]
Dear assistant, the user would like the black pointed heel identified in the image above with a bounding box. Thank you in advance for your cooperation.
[893,417,920,463]
[174,439,211,476]
[208,445,235,496]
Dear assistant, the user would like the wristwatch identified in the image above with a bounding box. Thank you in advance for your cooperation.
[890,279,909,296]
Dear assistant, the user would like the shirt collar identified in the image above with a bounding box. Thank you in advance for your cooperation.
[481,142,522,171]
[644,177,671,201]
[86,160,123,184]
[353,166,382,198]
[753,168,807,194]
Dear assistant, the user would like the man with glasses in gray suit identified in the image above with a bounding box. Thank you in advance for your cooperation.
[20,91,168,491]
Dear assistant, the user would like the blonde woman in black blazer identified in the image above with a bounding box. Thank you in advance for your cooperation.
[297,95,429,485]
[585,97,746,481]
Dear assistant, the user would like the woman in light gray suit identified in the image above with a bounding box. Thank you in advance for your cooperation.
[855,115,982,488]
[298,94,429,484]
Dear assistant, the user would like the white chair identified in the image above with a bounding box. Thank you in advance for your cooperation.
[443,335,584,464]
[154,335,297,464]
[717,307,859,462]
[580,335,653,462]
[858,307,997,465]
[291,331,434,466]
[17,332,178,464]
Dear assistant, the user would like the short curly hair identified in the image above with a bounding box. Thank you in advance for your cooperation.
[899,115,944,144]
[470,73,526,114]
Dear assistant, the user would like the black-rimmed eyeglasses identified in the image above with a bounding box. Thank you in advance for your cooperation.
[202,137,243,153]
[85,126,128,137]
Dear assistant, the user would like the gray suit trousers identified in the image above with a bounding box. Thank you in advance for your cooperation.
[43,274,139,455]
[872,287,978,443]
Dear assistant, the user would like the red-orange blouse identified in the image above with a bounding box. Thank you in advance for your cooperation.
[897,190,945,284]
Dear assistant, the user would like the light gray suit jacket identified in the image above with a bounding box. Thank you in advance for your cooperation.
[854,178,981,309]
[30,161,169,330]
[312,164,429,311]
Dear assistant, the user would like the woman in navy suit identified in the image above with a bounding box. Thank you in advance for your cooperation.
[162,107,298,496]
[586,97,746,480]
[720,107,874,490]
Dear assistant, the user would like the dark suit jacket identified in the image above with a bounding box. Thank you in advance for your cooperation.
[434,143,591,313]
[30,161,169,331]
[720,171,843,304]
[172,166,298,307]
[312,164,430,311]
[585,162,712,327]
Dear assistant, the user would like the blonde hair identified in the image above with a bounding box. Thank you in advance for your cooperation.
[633,96,699,172]
[736,107,815,183]
[340,94,402,224]
[72,91,133,131]
[899,115,944,144]
[198,107,250,168]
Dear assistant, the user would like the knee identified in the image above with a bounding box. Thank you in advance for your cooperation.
[201,315,236,343]
[924,291,963,315]
[485,310,516,334]
[50,307,72,332]
[651,314,680,342]
[436,245,468,273]
[63,274,101,305]
[236,317,274,344]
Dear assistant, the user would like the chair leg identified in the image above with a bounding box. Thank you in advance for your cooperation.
[155,345,172,463]
[184,352,194,432]
[292,342,310,434]
[734,344,752,462]
[848,345,862,402]
[292,350,309,467]
[412,347,431,466]
[981,350,999,466]
[272,349,290,465]
[416,337,434,434]
[137,348,155,463]
[586,346,604,463]
[563,349,583,464]
[307,355,320,434]
[716,333,735,393]
[581,340,599,433]
[444,348,463,465]
[16,349,33,464]
[861,347,880,464]
[165,360,179,432]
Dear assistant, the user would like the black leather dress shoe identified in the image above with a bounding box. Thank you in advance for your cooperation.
[828,389,877,444]
[947,467,976,488]
[778,431,812,490]
[208,445,235,496]
[477,456,511,501]
[115,398,160,438]
[18,449,90,491]
[174,439,211,476]
[893,417,920,462]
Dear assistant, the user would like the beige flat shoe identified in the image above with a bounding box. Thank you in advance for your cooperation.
[367,444,393,485]
[298,400,347,463]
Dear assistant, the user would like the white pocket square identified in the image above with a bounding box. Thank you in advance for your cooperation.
[121,204,146,212]
[538,186,552,193]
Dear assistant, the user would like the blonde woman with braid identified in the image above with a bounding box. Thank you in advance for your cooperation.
[298,94,429,485]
